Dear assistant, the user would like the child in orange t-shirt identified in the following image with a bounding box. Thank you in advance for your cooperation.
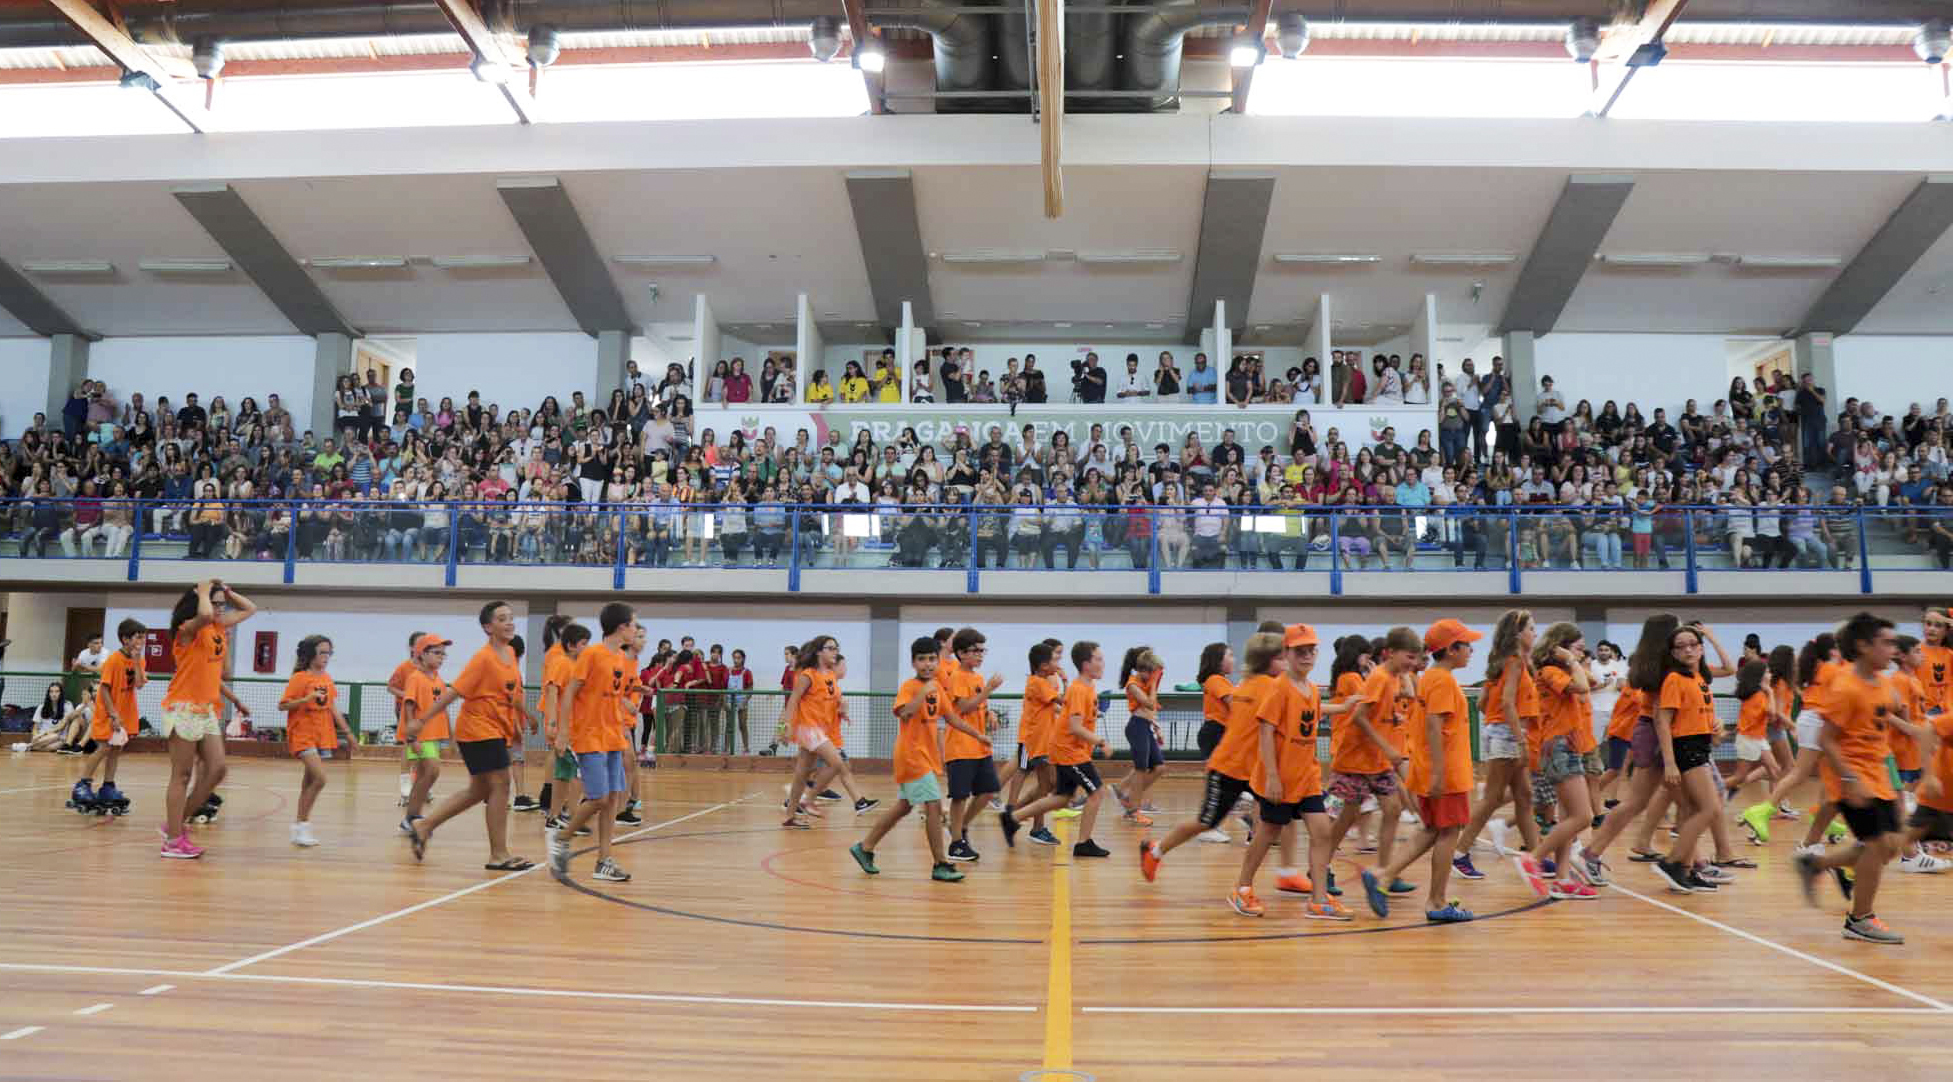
[277,634,354,848]
[1001,642,1112,859]
[399,633,453,831]
[1725,660,1789,817]
[1455,610,1542,866]
[74,619,147,816]
[1113,648,1166,826]
[1000,641,1064,847]
[1367,618,1482,921]
[851,637,961,881]
[389,631,426,805]
[1329,627,1421,906]
[1143,633,1284,882]
[406,602,537,870]
[159,579,258,859]
[1523,623,1599,901]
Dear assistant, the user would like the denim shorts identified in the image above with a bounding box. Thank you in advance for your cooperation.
[576,750,627,799]
[1481,722,1523,761]
[1537,735,1583,785]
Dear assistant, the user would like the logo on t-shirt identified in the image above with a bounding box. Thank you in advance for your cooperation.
[1297,710,1317,737]
[1935,663,1947,684]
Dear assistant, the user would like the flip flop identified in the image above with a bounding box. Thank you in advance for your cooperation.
[1627,849,1662,863]
[409,826,427,862]
[485,857,535,871]
[1712,857,1758,869]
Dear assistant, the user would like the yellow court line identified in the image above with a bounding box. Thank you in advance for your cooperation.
[1042,818,1075,1073]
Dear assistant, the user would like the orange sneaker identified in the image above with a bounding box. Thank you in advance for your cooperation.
[1275,872,1314,894]
[1305,899,1354,921]
[1228,887,1265,917]
[1139,839,1161,882]
[1123,810,1154,827]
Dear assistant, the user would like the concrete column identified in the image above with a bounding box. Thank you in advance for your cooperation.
[48,334,89,421]
[597,330,628,403]
[1225,601,1259,652]
[3,591,71,673]
[868,601,902,701]
[1502,329,1538,422]
[312,333,352,440]
[1793,331,1837,398]
[1573,603,1609,658]
[522,599,558,690]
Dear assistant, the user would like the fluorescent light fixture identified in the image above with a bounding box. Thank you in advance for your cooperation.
[1053,321,1074,328]
[138,259,232,273]
[471,57,513,85]
[1230,35,1266,68]
[1733,255,1844,270]
[963,320,984,327]
[1252,515,1293,534]
[307,256,408,269]
[21,260,113,274]
[613,254,717,267]
[1273,253,1382,265]
[429,254,532,269]
[1410,252,1517,266]
[939,250,1046,265]
[1145,322,1165,329]
[1076,249,1182,264]
[1597,252,1712,267]
[853,41,887,74]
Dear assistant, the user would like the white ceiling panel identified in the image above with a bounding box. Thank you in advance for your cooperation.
[1857,222,1953,335]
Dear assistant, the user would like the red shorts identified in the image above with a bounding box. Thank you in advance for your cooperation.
[1417,792,1471,829]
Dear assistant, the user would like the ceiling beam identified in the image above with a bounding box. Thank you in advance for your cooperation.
[1185,171,1275,343]
[837,0,886,114]
[41,0,204,132]
[172,183,357,338]
[843,169,934,334]
[1228,0,1274,113]
[1590,0,1691,117]
[430,0,538,123]
[1498,173,1636,335]
[1796,175,1953,337]
[0,256,89,337]
[495,177,631,336]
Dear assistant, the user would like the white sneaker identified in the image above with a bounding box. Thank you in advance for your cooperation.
[1360,797,1380,814]
[1488,818,1513,857]
[1904,792,1920,816]
[1399,809,1420,825]
[398,774,412,799]
[1900,853,1951,874]
[1792,842,1823,858]
[1197,828,1231,844]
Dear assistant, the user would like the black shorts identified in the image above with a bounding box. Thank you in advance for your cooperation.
[947,756,1002,800]
[1840,797,1901,841]
[1255,791,1326,826]
[457,737,512,776]
[1053,761,1102,797]
[1197,770,1250,829]
[1907,803,1953,843]
[1672,733,1713,774]
[1604,735,1632,773]
[1196,720,1227,760]
[1015,743,1048,772]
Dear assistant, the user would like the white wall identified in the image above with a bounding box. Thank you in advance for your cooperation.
[1833,335,1953,417]
[1534,333,1737,420]
[412,332,595,418]
[0,337,50,440]
[1255,603,1577,688]
[90,336,317,429]
[899,603,1233,692]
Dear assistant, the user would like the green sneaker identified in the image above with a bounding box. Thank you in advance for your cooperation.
[1825,818,1848,844]
[1740,803,1773,845]
[932,861,966,882]
[849,842,879,876]
[1052,808,1083,820]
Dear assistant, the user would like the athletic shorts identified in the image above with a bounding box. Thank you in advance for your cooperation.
[1630,717,1661,770]
[1015,742,1047,772]
[1197,770,1251,829]
[1536,735,1583,785]
[1329,770,1398,803]
[1125,716,1164,772]
[1794,709,1825,749]
[1481,722,1522,761]
[1735,735,1770,762]
[1255,792,1326,826]
[1417,792,1471,830]
[404,739,443,762]
[1581,748,1605,777]
[1840,797,1901,841]
[1196,720,1227,760]
[1907,803,1953,843]
[1053,761,1102,797]
[793,725,832,753]
[898,773,944,805]
[457,737,512,776]
[1673,732,1714,774]
[1604,735,1633,773]
[1531,770,1558,808]
[90,711,137,744]
[553,750,579,782]
[947,756,1002,800]
[160,703,223,742]
[576,750,627,799]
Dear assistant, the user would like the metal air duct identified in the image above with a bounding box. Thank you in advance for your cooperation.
[1123,0,1250,112]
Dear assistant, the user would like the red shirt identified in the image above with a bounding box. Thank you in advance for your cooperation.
[705,661,729,691]
[780,665,795,691]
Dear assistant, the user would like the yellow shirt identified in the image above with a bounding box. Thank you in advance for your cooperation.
[838,376,869,403]
[875,366,902,403]
[806,381,834,404]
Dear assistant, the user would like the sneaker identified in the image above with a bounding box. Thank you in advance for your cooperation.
[1052,807,1083,820]
[291,822,320,848]
[543,814,562,831]
[1900,853,1952,874]
[1386,878,1418,895]
[1325,869,1342,897]
[1197,828,1231,844]
[160,834,203,860]
[1573,847,1611,887]
[1832,865,1855,901]
[1028,827,1059,845]
[849,842,879,876]
[1792,851,1821,906]
[1696,864,1736,884]
[1426,903,1475,923]
[549,835,571,875]
[987,797,1006,812]
[946,838,979,863]
[512,795,540,813]
[1274,872,1313,895]
[1451,853,1486,880]
[1228,887,1265,917]
[1684,871,1721,893]
[1488,818,1512,857]
[592,858,631,882]
[1792,842,1824,859]
[1775,803,1802,821]
[1824,818,1848,844]
[1304,900,1354,921]
[854,797,880,815]
[1549,879,1598,900]
[616,804,643,826]
[1073,840,1110,859]
[397,816,421,837]
[1358,869,1390,917]
[1654,860,1695,894]
[1842,914,1903,944]
[816,789,843,802]
[1139,841,1161,882]
[1739,803,1773,845]
[1122,810,1155,827]
[998,810,1021,848]
[931,862,966,882]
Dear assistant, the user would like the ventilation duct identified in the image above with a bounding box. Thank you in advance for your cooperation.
[1124,0,1250,112]
[868,0,996,112]
[992,5,1123,114]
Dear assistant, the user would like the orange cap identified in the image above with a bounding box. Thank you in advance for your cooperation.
[1283,623,1318,648]
[410,633,453,655]
[1424,618,1483,655]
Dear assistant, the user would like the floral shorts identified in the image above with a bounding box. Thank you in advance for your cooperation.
[160,703,223,742]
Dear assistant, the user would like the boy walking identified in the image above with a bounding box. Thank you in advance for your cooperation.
[850,637,964,882]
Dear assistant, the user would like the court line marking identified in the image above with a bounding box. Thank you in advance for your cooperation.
[0,784,79,796]
[0,962,1033,1013]
[1,1025,45,1040]
[1042,819,1075,1077]
[72,1002,113,1016]
[1607,881,1953,1013]
[1081,1005,1950,1016]
[204,793,758,976]
[138,984,172,996]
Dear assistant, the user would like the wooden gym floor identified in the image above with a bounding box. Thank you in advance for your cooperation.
[4,754,1953,1081]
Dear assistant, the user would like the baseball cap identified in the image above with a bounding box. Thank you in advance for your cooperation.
[1282,623,1318,648]
[410,633,452,655]
[1424,618,1482,654]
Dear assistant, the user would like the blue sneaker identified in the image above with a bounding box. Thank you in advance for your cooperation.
[1451,853,1486,880]
[1359,868,1390,918]
[1426,903,1476,923]
[68,779,95,811]
[1539,858,1558,877]
[1325,869,1343,896]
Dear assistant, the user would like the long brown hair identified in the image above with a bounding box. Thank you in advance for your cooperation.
[1530,621,1582,672]
[1484,609,1533,683]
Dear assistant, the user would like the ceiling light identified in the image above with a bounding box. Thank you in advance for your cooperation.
[1076,249,1182,264]
[1410,252,1517,266]
[21,260,114,275]
[1229,35,1266,69]
[939,250,1046,264]
[471,57,513,85]
[138,259,232,273]
[1275,13,1310,59]
[1145,322,1164,329]
[1733,255,1845,270]
[809,17,842,63]
[526,24,562,68]
[854,38,887,74]
[1565,19,1599,63]
[964,320,983,327]
[1054,321,1073,328]
[307,256,408,269]
[613,254,717,266]
[1273,253,1382,265]
[1597,252,1712,267]
[429,254,532,269]
[1914,20,1949,65]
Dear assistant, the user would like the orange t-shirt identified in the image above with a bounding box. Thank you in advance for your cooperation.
[1536,666,1583,748]
[452,642,525,745]
[1570,681,1597,755]
[1411,666,1472,796]
[1251,676,1324,802]
[1890,671,1926,773]
[569,642,631,754]
[1201,674,1235,724]
[1802,660,1843,719]
[93,649,142,738]
[1048,680,1100,767]
[1328,670,1366,773]
[1919,644,1953,715]
[1126,669,1162,718]
[1820,668,1898,803]
[1338,666,1407,775]
[541,645,574,738]
[1920,712,1953,814]
[1479,664,1538,729]
[793,666,840,733]
[1606,687,1644,742]
[1737,691,1771,740]
[944,666,992,762]
[1209,673,1274,781]
[282,671,338,752]
[893,676,947,785]
[1020,675,1060,759]
[162,624,227,711]
[1658,671,1717,739]
[400,668,450,742]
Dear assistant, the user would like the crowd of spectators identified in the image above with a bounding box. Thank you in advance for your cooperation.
[18,350,1953,572]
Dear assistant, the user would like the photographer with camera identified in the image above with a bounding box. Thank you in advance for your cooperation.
[1074,351,1108,404]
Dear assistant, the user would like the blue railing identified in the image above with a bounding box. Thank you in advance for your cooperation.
[3,497,1945,595]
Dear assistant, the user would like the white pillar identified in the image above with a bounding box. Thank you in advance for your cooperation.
[794,293,823,399]
[3,591,71,672]
[1411,293,1438,371]
[693,295,721,402]
[895,301,920,402]
[1212,299,1231,407]
[312,332,352,441]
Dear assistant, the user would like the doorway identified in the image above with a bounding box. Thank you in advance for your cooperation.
[62,605,105,702]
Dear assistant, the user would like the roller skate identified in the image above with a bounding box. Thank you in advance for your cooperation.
[67,778,99,814]
[96,781,131,816]
[190,792,224,824]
